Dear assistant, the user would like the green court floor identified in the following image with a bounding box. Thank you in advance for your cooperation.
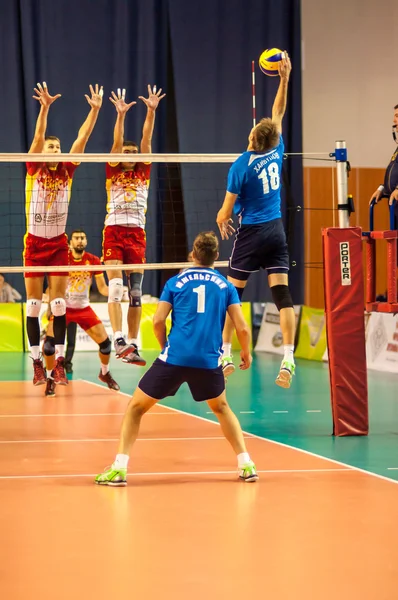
[1,351,397,481]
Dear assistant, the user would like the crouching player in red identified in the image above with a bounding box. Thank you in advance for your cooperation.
[43,230,119,396]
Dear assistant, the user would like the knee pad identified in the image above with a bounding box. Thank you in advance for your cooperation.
[43,336,55,356]
[234,286,245,301]
[128,273,143,308]
[26,299,42,318]
[99,338,112,356]
[108,278,124,303]
[271,285,294,311]
[50,297,66,316]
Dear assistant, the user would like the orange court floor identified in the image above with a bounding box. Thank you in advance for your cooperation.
[0,351,397,599]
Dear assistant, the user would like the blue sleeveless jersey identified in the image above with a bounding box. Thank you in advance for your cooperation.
[158,268,240,369]
[227,135,284,224]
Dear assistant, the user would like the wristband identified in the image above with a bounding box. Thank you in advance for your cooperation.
[378,185,384,192]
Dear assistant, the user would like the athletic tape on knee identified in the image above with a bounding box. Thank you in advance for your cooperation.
[99,338,112,355]
[26,298,42,318]
[50,297,66,316]
[271,284,294,311]
[43,336,55,356]
[234,286,245,301]
[128,272,143,308]
[108,278,124,303]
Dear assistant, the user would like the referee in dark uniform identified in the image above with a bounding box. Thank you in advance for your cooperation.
[370,104,398,221]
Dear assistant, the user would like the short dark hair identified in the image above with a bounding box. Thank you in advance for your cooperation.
[251,118,280,152]
[123,140,139,149]
[192,231,219,267]
[69,229,87,238]
[394,104,398,110]
[45,135,60,143]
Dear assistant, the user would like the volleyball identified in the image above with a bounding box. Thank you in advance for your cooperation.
[259,48,285,76]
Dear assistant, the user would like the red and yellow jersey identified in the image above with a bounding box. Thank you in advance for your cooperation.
[65,251,102,310]
[104,162,151,229]
[25,162,78,239]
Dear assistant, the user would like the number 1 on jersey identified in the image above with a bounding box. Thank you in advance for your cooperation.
[193,284,206,313]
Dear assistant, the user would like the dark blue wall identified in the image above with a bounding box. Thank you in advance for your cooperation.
[0,0,303,302]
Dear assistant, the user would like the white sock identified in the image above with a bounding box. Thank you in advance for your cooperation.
[114,454,129,469]
[283,345,295,363]
[128,338,138,347]
[47,370,53,379]
[115,331,124,342]
[55,344,64,358]
[222,343,232,357]
[237,452,251,467]
[30,346,40,360]
[101,363,110,375]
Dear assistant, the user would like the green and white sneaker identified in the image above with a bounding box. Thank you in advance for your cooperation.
[95,465,127,487]
[239,461,259,482]
[275,360,295,389]
[221,356,235,378]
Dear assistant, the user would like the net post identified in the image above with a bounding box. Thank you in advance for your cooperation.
[323,140,368,436]
[335,140,350,228]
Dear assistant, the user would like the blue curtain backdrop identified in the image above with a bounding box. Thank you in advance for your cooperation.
[0,0,303,303]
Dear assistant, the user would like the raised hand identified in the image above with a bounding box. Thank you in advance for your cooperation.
[138,85,166,111]
[109,89,136,114]
[32,82,61,108]
[278,52,292,81]
[85,84,104,110]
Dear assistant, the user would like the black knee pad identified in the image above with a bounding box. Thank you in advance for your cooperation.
[271,285,294,311]
[234,286,245,301]
[43,335,55,356]
[99,338,112,355]
[128,272,143,308]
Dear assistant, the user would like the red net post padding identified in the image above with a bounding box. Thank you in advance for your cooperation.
[322,227,369,436]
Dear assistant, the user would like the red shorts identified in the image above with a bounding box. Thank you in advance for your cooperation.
[102,225,146,265]
[66,306,102,331]
[24,233,69,278]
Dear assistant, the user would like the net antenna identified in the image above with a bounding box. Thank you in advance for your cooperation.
[251,60,256,128]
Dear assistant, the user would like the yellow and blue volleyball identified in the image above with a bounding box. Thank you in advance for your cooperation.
[259,48,285,76]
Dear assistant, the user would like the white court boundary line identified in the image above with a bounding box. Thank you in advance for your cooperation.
[0,436,235,444]
[0,412,178,418]
[0,468,351,481]
[79,380,398,487]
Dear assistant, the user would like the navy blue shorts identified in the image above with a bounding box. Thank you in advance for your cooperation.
[138,358,225,402]
[229,218,289,281]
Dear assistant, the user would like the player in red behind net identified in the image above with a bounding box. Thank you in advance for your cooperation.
[43,230,119,397]
[102,85,165,366]
[24,81,103,387]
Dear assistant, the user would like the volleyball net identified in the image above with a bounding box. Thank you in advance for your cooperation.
[2,145,396,434]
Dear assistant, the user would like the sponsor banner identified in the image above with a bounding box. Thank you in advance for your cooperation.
[23,300,252,352]
[366,312,398,373]
[339,241,352,286]
[255,303,301,354]
[0,304,24,352]
[295,305,327,361]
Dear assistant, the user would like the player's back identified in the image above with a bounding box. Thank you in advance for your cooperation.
[228,135,284,225]
[159,268,239,369]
